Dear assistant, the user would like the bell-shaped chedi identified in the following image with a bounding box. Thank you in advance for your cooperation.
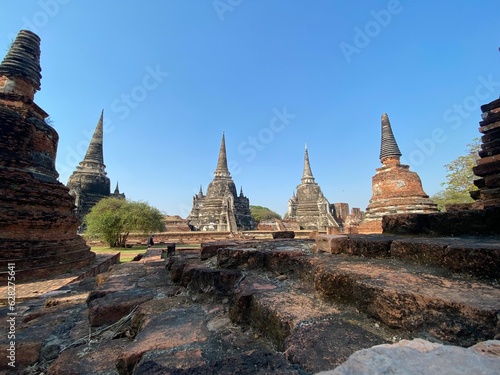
[67,110,115,221]
[284,145,340,230]
[187,133,255,231]
[359,113,438,233]
[0,30,94,281]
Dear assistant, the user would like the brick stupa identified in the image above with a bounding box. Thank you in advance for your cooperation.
[285,145,340,230]
[472,98,500,207]
[187,133,255,231]
[0,30,94,281]
[359,113,438,233]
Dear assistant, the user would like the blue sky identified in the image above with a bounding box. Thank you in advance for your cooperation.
[1,1,499,217]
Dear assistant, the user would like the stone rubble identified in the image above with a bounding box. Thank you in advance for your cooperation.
[316,339,500,375]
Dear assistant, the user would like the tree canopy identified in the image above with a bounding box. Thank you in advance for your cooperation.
[431,139,480,211]
[250,205,282,223]
[84,197,164,247]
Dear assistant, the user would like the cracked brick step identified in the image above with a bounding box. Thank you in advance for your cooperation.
[316,234,500,279]
[169,244,401,373]
[312,254,500,346]
[228,273,393,374]
[200,240,500,347]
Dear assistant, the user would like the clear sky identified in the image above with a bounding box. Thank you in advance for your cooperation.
[1,1,499,218]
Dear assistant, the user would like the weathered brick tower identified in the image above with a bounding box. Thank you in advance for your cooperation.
[471,98,500,207]
[0,30,94,281]
[188,133,255,231]
[285,146,340,230]
[67,111,124,221]
[359,113,438,233]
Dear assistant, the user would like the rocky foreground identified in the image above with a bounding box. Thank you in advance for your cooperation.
[1,236,500,374]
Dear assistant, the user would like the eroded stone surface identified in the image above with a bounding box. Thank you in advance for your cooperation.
[47,338,129,375]
[315,234,500,279]
[313,258,500,346]
[88,289,155,327]
[285,317,388,373]
[200,240,240,260]
[317,339,500,375]
[6,238,500,374]
[382,206,500,236]
[116,305,210,374]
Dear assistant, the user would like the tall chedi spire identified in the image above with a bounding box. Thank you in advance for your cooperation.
[359,113,438,234]
[84,110,105,165]
[187,132,255,231]
[285,145,339,230]
[67,110,113,220]
[214,132,230,178]
[379,113,402,163]
[302,144,315,184]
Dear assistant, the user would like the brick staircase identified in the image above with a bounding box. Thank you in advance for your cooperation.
[5,236,499,374]
[163,235,500,371]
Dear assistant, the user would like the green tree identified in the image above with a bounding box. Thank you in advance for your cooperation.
[250,205,282,224]
[84,197,164,247]
[432,138,480,211]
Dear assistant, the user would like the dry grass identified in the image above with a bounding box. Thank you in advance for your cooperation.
[90,245,147,263]
[91,243,200,263]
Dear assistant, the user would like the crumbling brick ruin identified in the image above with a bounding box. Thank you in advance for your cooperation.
[0,30,94,281]
[472,97,500,207]
[188,133,255,231]
[359,113,438,233]
[330,203,364,233]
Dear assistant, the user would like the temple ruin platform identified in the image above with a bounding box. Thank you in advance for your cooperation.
[2,236,498,374]
[0,252,119,305]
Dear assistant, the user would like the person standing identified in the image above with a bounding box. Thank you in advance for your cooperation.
[148,234,155,248]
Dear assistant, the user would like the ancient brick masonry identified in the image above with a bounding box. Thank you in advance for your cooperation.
[359,113,438,233]
[330,203,364,233]
[188,133,255,231]
[0,30,94,281]
[472,97,500,207]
